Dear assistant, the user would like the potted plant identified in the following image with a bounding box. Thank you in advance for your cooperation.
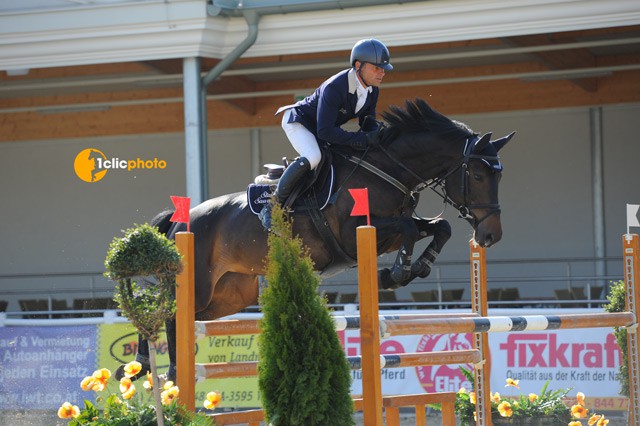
[57,224,220,425]
[453,367,610,426]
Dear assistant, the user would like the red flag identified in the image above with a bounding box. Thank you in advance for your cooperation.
[349,188,370,226]
[170,196,191,232]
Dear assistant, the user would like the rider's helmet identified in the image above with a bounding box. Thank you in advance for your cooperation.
[350,38,393,71]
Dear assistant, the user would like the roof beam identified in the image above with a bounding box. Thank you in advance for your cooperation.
[504,34,598,92]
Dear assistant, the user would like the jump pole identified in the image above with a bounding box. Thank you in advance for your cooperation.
[623,234,640,425]
[357,225,384,425]
[176,231,196,412]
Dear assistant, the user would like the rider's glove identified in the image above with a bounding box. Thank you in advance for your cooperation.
[366,127,385,148]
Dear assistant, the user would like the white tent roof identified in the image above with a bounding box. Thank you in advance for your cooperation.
[2,0,639,72]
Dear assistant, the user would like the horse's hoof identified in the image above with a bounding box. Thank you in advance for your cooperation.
[411,258,432,279]
[378,268,401,290]
[115,362,150,382]
[166,364,176,383]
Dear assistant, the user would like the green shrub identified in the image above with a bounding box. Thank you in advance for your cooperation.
[258,204,354,425]
[604,280,629,396]
[104,223,181,341]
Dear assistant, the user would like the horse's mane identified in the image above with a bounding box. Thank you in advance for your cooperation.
[381,98,474,140]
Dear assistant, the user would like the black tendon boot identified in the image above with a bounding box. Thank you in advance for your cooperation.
[259,157,311,230]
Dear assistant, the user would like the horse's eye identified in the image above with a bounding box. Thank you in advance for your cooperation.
[473,174,483,182]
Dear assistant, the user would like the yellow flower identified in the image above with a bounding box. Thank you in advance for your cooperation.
[505,378,520,388]
[119,377,136,400]
[491,392,501,404]
[597,417,609,426]
[123,361,142,378]
[458,387,467,394]
[571,404,588,418]
[528,393,538,402]
[588,414,602,425]
[576,391,586,406]
[568,422,582,426]
[57,402,80,419]
[203,391,222,410]
[161,384,180,405]
[143,371,153,390]
[473,411,477,421]
[89,368,111,392]
[80,376,97,392]
[498,401,512,417]
[469,391,476,405]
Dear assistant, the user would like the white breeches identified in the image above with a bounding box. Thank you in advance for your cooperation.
[281,109,322,170]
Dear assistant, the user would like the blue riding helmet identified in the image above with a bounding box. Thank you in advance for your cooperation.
[350,38,393,71]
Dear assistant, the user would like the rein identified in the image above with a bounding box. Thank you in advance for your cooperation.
[339,134,502,226]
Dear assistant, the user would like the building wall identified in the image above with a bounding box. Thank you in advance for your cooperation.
[1,103,638,310]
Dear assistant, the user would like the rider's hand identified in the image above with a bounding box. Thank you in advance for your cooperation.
[366,127,384,148]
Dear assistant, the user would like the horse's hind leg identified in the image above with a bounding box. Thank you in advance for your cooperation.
[165,272,259,384]
[115,336,151,381]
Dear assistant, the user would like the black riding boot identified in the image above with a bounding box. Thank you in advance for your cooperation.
[259,157,311,230]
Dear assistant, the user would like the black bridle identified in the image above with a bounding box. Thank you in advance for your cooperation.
[341,134,502,227]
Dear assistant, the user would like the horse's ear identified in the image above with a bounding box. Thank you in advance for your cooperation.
[473,133,492,152]
[492,131,516,152]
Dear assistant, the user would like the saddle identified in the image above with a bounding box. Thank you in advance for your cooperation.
[246,147,356,275]
[247,148,335,215]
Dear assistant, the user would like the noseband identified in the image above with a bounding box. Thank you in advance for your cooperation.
[341,135,502,228]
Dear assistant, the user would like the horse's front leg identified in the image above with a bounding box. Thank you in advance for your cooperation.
[373,216,419,290]
[407,217,452,283]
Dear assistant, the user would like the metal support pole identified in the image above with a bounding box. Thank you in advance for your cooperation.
[183,57,207,205]
[250,128,261,179]
[591,107,606,289]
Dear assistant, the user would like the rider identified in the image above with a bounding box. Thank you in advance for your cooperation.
[259,38,393,229]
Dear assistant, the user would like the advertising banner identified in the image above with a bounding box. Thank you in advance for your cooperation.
[0,326,95,409]
[0,314,629,411]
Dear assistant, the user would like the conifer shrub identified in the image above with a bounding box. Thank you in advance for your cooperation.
[604,280,629,396]
[258,204,354,425]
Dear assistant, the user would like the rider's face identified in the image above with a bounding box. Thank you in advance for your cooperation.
[356,61,386,87]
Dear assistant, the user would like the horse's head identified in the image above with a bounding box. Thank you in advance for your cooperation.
[444,132,515,247]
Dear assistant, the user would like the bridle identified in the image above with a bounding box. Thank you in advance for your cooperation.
[341,134,503,227]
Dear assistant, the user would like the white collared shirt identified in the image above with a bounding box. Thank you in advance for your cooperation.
[351,68,372,113]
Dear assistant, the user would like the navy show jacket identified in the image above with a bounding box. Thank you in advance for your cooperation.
[277,68,379,148]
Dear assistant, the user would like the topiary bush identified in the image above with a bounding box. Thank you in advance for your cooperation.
[104,223,183,426]
[258,204,354,425]
[104,223,181,341]
[603,280,629,396]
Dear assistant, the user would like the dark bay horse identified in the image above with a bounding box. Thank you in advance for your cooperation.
[120,98,514,381]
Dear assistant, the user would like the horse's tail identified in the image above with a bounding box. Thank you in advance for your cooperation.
[150,209,174,236]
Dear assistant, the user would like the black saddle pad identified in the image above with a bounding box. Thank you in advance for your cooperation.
[247,165,334,215]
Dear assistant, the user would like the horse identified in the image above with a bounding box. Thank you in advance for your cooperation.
[117,98,514,382]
